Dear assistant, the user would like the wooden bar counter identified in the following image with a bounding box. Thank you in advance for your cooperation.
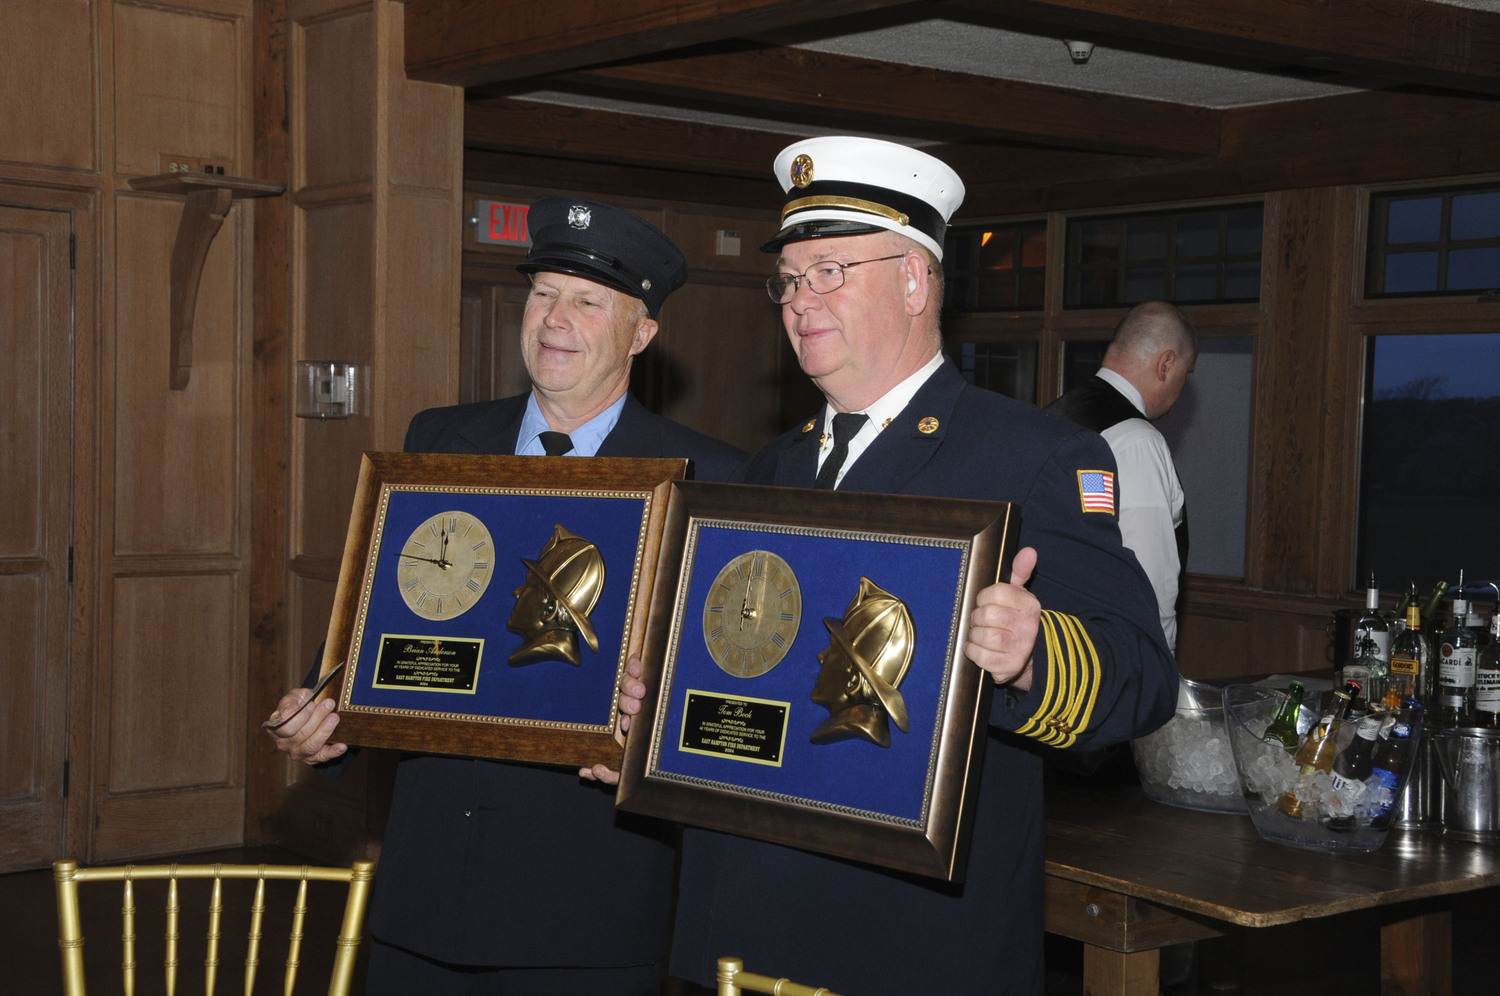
[1043,779,1500,995]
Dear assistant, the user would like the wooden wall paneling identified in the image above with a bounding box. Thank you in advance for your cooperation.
[95,0,256,861]
[272,0,462,858]
[246,0,293,846]
[0,0,96,176]
[298,5,374,190]
[0,202,74,871]
[112,3,241,177]
[1312,186,1364,598]
[652,277,785,453]
[93,573,247,859]
[1249,188,1341,596]
[112,195,242,554]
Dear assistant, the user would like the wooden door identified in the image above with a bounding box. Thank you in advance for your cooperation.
[0,204,74,872]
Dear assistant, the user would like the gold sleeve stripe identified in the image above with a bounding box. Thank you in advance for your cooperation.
[1013,610,1103,748]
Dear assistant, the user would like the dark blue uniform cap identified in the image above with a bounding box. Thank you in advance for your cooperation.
[516,197,688,319]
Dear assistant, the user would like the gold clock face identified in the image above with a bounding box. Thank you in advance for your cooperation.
[397,510,494,620]
[703,550,802,678]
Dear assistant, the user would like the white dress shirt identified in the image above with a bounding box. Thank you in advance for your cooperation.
[814,351,946,488]
[1095,367,1186,652]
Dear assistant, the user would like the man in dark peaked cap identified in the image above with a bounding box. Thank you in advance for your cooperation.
[641,136,1178,995]
[266,196,744,995]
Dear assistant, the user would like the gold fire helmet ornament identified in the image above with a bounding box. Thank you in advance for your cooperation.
[506,524,606,666]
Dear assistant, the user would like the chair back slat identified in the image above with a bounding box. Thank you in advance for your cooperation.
[52,858,374,996]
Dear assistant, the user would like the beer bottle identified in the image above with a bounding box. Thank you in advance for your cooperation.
[1368,712,1417,829]
[1260,680,1306,751]
[1326,714,1383,830]
[1277,681,1360,817]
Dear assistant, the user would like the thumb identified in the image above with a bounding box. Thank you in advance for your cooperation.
[1006,546,1038,588]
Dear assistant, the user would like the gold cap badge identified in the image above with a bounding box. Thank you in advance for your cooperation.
[918,417,939,434]
[790,154,815,188]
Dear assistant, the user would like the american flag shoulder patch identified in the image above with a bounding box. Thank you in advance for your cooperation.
[1077,470,1116,514]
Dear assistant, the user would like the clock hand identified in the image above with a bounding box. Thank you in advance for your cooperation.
[404,554,447,566]
[438,528,451,568]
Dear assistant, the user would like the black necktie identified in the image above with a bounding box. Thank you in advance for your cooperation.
[539,431,574,456]
[814,413,867,489]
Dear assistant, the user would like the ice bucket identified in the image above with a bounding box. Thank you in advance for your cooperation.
[1222,684,1422,851]
[1130,678,1246,813]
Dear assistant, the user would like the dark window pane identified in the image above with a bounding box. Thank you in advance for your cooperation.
[1447,247,1500,290]
[1223,260,1261,300]
[1075,269,1117,307]
[947,341,1037,402]
[1173,263,1218,301]
[1020,229,1047,267]
[1384,251,1439,293]
[1387,197,1442,244]
[1122,266,1165,303]
[1066,204,1259,308]
[977,277,1018,311]
[1018,270,1046,310]
[979,230,1017,271]
[1061,340,1108,393]
[1078,222,1122,265]
[1126,218,1168,260]
[1451,192,1500,241]
[1357,333,1500,593]
[1226,209,1263,255]
[1175,214,1220,257]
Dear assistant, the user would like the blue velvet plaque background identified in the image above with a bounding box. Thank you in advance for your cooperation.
[656,522,969,823]
[347,487,649,727]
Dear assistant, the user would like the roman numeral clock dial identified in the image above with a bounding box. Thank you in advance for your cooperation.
[397,510,494,621]
[702,550,802,678]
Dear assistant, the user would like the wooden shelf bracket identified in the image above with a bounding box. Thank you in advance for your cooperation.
[128,173,285,390]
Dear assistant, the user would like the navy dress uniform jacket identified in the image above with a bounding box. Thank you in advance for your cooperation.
[367,392,745,968]
[670,362,1178,995]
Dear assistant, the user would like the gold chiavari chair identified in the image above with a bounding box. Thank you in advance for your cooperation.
[716,956,847,996]
[53,858,374,996]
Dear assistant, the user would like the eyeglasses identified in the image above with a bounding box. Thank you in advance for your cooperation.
[765,254,908,304]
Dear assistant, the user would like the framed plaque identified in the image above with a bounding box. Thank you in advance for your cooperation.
[317,452,687,767]
[616,481,1019,881]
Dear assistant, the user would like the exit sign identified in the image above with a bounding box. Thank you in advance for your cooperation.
[475,200,532,246]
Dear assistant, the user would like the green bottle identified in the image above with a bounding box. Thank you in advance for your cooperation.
[1260,680,1306,751]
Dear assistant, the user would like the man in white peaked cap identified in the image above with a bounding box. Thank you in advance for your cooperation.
[657,136,1178,995]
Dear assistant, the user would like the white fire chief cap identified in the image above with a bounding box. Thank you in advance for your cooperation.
[761,136,966,261]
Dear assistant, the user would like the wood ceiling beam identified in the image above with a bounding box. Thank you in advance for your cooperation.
[953,0,1500,96]
[564,45,1221,158]
[403,0,915,88]
[464,99,793,180]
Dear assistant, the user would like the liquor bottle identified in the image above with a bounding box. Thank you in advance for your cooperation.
[1352,574,1391,670]
[1435,593,1479,729]
[1386,602,1432,710]
[1368,710,1417,829]
[1260,680,1306,751]
[1327,714,1383,830]
[1277,681,1359,817]
[1476,609,1500,730]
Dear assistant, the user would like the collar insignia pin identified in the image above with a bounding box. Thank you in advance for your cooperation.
[801,419,816,433]
[918,416,939,434]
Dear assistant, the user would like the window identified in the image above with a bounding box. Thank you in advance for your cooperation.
[1065,205,1262,308]
[943,221,1046,313]
[945,341,1038,403]
[1356,332,1500,593]
[1367,184,1500,297]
